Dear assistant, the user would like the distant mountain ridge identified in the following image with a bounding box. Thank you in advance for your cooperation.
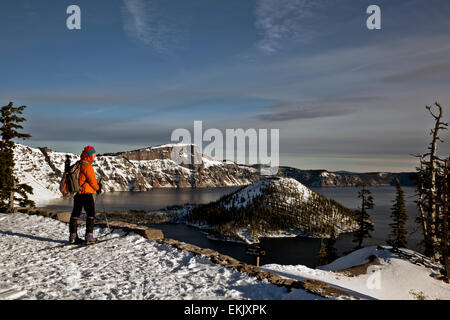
[275,166,417,188]
[112,146,417,188]
[13,143,259,204]
[13,143,417,205]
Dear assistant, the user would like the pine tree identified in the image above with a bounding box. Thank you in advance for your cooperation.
[353,182,375,250]
[318,238,328,266]
[0,102,34,212]
[387,178,408,248]
[326,227,339,262]
[318,228,339,266]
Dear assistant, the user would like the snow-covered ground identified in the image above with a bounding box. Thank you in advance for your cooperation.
[1,213,448,300]
[0,213,318,300]
[263,246,450,300]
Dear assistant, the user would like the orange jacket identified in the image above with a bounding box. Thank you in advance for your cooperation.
[78,152,100,194]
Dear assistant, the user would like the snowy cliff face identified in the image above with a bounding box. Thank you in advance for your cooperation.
[13,144,260,204]
[187,177,359,243]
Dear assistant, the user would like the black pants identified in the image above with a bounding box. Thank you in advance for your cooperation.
[69,193,96,235]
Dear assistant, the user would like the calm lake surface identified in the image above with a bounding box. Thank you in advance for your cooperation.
[43,186,422,267]
[43,187,241,211]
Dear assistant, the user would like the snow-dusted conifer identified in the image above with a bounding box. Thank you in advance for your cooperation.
[353,182,374,250]
[0,102,34,212]
[387,178,408,249]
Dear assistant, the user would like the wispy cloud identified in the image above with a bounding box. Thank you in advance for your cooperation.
[257,101,357,121]
[381,62,450,83]
[254,0,322,53]
[121,0,179,52]
[28,115,173,145]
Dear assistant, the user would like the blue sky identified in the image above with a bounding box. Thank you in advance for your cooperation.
[1,0,449,172]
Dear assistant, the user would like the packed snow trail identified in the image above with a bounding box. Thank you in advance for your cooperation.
[0,213,319,300]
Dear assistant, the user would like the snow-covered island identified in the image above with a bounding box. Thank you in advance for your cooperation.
[1,213,448,300]
[181,176,360,243]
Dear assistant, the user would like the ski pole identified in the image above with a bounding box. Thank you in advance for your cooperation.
[98,178,111,234]
[100,193,111,233]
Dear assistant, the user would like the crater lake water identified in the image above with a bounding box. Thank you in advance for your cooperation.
[43,186,422,268]
[43,187,241,212]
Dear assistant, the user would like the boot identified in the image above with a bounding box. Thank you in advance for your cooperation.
[69,233,83,244]
[85,232,96,245]
[85,216,96,244]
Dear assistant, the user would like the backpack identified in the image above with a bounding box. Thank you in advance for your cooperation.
[59,161,82,197]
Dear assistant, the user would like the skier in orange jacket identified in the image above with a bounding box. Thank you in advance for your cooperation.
[69,146,102,244]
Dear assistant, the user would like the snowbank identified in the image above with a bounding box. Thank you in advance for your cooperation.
[263,246,450,300]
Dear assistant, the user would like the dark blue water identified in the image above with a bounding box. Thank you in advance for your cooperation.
[43,187,240,211]
[312,187,422,254]
[43,186,422,267]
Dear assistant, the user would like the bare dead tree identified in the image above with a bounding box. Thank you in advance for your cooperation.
[441,158,449,282]
[415,102,448,261]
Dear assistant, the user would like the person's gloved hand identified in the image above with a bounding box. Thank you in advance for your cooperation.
[96,182,103,194]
